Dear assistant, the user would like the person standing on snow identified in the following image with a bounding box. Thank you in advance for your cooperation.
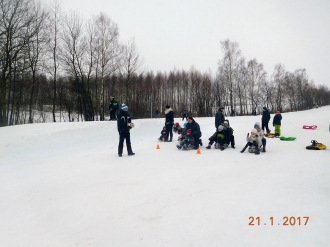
[215,106,225,130]
[273,110,282,137]
[117,104,135,157]
[108,96,119,121]
[165,105,174,142]
[261,106,271,135]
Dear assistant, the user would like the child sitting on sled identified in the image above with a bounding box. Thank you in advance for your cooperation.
[205,125,226,151]
[176,129,195,150]
[240,128,262,155]
[173,122,183,134]
[158,126,167,142]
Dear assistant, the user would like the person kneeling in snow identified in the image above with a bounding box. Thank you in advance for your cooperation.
[240,129,262,155]
[158,126,167,141]
[205,125,226,150]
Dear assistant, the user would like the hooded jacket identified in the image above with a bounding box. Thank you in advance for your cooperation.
[215,108,225,128]
[117,110,132,133]
[262,107,271,123]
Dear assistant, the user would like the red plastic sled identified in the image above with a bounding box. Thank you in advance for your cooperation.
[303,125,317,130]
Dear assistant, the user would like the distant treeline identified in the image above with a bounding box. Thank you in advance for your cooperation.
[1,0,329,126]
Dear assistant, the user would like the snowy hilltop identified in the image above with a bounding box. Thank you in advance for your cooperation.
[0,106,330,247]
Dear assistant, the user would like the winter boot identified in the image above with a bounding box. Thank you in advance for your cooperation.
[220,146,225,151]
[240,143,249,153]
[263,147,266,152]
[128,152,135,156]
[199,139,203,146]
[205,144,211,149]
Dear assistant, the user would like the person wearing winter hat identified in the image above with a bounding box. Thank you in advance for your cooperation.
[254,122,267,152]
[164,105,174,142]
[108,96,119,121]
[223,119,235,149]
[186,116,203,149]
[205,125,226,150]
[158,126,167,142]
[173,122,183,134]
[117,103,135,157]
[215,106,225,130]
[240,128,262,155]
[261,106,271,135]
[273,110,282,137]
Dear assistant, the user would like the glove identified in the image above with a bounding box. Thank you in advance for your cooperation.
[247,133,249,137]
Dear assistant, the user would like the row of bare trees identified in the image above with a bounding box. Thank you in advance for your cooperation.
[1,0,329,127]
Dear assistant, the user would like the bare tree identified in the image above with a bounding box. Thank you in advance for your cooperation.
[0,0,37,126]
[93,12,120,120]
[218,39,242,113]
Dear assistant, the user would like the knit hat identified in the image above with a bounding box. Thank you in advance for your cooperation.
[251,128,257,134]
[183,122,188,127]
[263,106,267,111]
[254,122,260,128]
[223,120,229,125]
[165,105,170,109]
[218,125,224,130]
[220,106,225,109]
[121,103,128,111]
[175,122,179,126]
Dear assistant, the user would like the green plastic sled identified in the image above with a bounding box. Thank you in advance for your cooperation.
[280,136,296,141]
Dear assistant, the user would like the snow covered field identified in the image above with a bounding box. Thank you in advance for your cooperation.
[1,106,330,247]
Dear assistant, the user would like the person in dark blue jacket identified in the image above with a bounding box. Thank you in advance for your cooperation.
[164,105,174,142]
[273,110,282,137]
[117,104,135,157]
[186,116,203,149]
[261,106,271,135]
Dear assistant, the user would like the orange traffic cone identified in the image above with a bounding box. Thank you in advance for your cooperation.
[196,148,201,154]
[156,144,160,149]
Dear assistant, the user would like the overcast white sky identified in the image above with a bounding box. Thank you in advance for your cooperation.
[44,0,330,87]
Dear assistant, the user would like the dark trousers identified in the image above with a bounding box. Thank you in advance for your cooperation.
[110,110,117,120]
[166,124,174,141]
[182,114,187,121]
[193,132,202,148]
[262,137,266,148]
[262,121,270,133]
[225,135,235,147]
[208,136,224,147]
[241,141,260,154]
[118,131,133,155]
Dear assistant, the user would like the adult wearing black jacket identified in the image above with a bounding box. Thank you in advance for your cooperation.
[117,104,135,157]
[186,116,202,149]
[165,105,174,142]
[109,96,119,121]
[261,106,271,134]
[215,106,225,130]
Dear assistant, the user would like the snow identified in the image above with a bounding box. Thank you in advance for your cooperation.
[1,106,330,247]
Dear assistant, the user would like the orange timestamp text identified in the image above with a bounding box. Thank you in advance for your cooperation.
[249,216,309,226]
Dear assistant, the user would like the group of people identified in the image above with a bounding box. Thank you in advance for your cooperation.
[112,94,282,156]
